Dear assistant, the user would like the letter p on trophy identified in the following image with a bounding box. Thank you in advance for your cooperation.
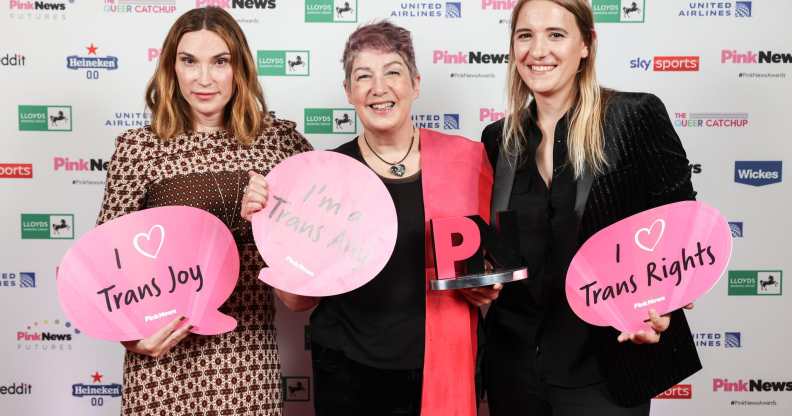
[429,212,528,290]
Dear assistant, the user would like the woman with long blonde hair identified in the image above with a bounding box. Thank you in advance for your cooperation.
[481,1,701,414]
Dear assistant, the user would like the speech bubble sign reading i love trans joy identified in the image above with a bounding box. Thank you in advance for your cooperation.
[252,151,398,296]
[565,201,732,333]
[56,206,239,341]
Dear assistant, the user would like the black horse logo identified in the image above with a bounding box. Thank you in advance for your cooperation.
[336,1,353,17]
[760,275,779,291]
[623,2,641,18]
[287,55,305,72]
[335,113,353,129]
[49,110,69,127]
[52,219,71,235]
[288,381,306,396]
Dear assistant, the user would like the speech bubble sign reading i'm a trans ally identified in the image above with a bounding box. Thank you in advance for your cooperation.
[56,206,239,341]
[565,201,732,333]
[252,151,398,297]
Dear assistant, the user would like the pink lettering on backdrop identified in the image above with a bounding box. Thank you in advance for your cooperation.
[565,201,732,333]
[252,151,398,296]
[56,206,239,341]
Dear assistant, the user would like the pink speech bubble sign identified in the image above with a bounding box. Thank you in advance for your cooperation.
[252,151,398,296]
[56,206,239,341]
[565,201,732,333]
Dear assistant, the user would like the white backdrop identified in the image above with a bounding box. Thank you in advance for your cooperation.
[2,0,791,415]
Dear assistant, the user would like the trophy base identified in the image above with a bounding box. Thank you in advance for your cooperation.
[430,267,528,290]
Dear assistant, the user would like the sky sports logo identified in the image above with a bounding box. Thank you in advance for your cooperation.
[734,161,782,186]
[433,50,509,64]
[0,163,33,178]
[630,56,700,71]
[714,378,792,392]
[655,384,692,399]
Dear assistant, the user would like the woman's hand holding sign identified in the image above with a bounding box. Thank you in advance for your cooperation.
[617,303,694,344]
[241,170,269,221]
[122,316,193,358]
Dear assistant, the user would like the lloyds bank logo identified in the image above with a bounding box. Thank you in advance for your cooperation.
[305,0,357,23]
[728,270,782,296]
[304,108,356,134]
[592,0,645,23]
[18,105,72,131]
[21,214,74,240]
[257,50,310,76]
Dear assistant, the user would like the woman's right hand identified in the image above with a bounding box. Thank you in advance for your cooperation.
[241,170,269,221]
[121,316,192,358]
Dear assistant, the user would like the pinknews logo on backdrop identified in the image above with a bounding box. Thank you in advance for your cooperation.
[721,50,792,64]
[8,0,69,21]
[714,378,792,392]
[433,50,509,65]
[16,318,80,351]
[674,112,749,128]
[480,108,505,123]
[482,0,517,10]
[195,0,276,9]
[103,0,176,14]
[53,157,108,172]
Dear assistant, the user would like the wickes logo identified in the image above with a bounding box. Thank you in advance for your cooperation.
[734,161,782,186]
[714,378,792,392]
[433,50,509,65]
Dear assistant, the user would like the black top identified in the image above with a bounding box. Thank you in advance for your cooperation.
[482,91,702,405]
[309,138,426,370]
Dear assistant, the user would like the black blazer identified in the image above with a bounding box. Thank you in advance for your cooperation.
[482,91,702,406]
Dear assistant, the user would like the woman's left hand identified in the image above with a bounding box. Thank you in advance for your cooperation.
[617,303,695,344]
[458,283,503,307]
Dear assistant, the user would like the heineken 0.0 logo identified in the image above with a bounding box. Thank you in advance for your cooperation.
[21,214,74,240]
[305,0,357,23]
[592,0,645,23]
[257,51,310,76]
[728,270,782,296]
[304,109,356,134]
[18,105,72,132]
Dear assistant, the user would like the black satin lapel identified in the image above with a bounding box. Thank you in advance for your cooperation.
[574,169,594,222]
[491,149,517,223]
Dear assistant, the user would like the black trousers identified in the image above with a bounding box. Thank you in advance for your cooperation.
[312,343,423,416]
[484,329,649,416]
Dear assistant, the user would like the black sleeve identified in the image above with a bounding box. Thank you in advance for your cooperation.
[635,93,697,206]
[480,120,504,170]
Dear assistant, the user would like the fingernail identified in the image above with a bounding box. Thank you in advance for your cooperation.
[188,325,194,330]
[179,316,186,321]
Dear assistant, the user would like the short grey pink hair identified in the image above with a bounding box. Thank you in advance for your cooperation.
[342,20,419,85]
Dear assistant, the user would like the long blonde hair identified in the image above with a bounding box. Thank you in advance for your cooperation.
[145,7,269,144]
[503,0,607,177]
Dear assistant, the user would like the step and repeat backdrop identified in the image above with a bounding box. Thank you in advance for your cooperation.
[2,0,790,415]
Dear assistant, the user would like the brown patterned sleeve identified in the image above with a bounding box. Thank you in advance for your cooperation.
[96,129,153,225]
[280,119,313,155]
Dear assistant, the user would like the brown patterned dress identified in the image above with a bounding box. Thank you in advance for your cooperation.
[97,119,312,415]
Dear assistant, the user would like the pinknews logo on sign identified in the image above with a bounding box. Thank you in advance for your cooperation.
[566,201,732,333]
[57,206,240,341]
[252,151,397,296]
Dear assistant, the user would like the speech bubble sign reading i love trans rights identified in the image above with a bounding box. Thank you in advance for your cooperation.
[565,201,732,333]
[56,206,239,341]
[252,150,398,296]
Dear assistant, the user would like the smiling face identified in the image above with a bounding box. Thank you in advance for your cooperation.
[345,49,420,137]
[512,0,589,101]
[174,29,234,128]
